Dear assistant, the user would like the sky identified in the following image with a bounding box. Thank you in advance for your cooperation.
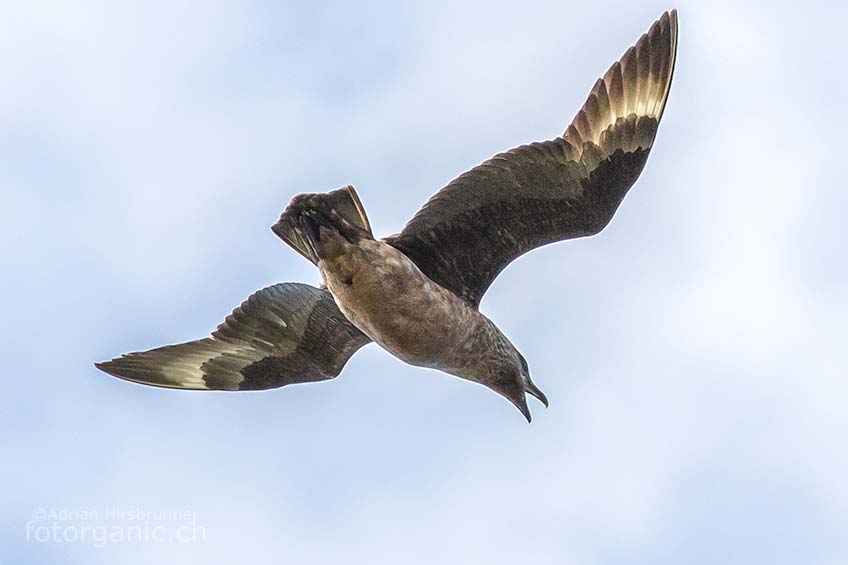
[1,0,846,563]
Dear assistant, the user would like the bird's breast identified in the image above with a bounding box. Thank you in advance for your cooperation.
[319,239,479,369]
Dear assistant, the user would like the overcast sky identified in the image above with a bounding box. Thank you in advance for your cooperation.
[2,0,846,563]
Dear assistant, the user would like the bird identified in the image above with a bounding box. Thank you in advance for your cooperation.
[96,10,678,422]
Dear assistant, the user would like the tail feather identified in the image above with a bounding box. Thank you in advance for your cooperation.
[272,185,372,265]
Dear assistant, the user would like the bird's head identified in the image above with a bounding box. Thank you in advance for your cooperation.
[486,352,548,423]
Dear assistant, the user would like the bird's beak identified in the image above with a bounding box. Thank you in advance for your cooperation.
[525,377,549,408]
[511,395,533,423]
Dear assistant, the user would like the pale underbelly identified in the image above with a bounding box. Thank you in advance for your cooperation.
[332,278,469,369]
[319,244,477,370]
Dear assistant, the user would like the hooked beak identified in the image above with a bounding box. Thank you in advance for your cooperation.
[510,394,533,423]
[525,377,549,408]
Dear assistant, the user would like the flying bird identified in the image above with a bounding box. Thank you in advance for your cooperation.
[96,10,678,421]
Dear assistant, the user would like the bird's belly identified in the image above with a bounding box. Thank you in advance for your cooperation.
[320,240,474,369]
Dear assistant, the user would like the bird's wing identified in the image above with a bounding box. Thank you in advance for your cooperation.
[385,10,677,307]
[96,283,370,390]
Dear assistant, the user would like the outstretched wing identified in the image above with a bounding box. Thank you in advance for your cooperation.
[96,283,370,390]
[386,10,678,307]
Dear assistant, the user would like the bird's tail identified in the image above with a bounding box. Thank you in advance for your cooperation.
[272,185,373,265]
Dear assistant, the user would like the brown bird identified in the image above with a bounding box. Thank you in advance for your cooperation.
[96,10,678,422]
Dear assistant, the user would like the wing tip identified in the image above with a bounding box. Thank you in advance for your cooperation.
[660,8,679,123]
[95,355,142,381]
[95,358,132,380]
[94,357,135,386]
[567,9,678,160]
[94,354,212,390]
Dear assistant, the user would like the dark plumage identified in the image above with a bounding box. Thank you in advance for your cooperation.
[96,284,369,390]
[97,11,678,421]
